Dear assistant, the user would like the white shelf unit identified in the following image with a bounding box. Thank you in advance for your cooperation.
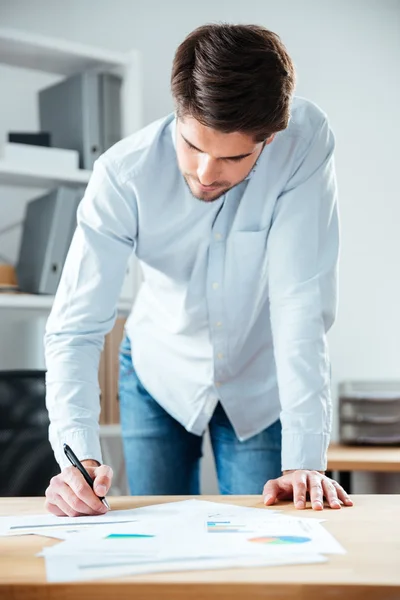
[0,293,132,315]
[0,28,129,75]
[0,161,92,188]
[0,28,142,314]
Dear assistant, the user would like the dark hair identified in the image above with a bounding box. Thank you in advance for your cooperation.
[171,23,296,142]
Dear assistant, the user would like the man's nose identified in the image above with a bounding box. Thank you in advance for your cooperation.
[197,156,220,186]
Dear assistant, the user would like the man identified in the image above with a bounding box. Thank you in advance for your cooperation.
[44,23,353,517]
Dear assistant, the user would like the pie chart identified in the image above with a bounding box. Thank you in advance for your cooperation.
[248,535,311,545]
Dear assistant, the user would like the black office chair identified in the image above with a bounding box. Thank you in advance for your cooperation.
[0,370,59,496]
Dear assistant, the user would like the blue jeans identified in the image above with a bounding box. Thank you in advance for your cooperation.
[119,335,282,495]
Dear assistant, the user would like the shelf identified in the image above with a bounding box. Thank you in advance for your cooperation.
[0,28,128,75]
[0,293,132,315]
[0,294,54,310]
[0,30,141,322]
[0,162,91,188]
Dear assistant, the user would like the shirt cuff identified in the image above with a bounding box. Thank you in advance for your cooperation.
[52,428,103,471]
[281,431,329,472]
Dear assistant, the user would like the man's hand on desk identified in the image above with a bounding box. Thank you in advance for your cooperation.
[263,470,354,511]
[45,460,113,517]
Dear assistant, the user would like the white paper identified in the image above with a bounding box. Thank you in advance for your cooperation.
[42,508,342,583]
[3,500,343,582]
[17,528,72,541]
[200,511,344,554]
[1,499,277,539]
[45,551,327,582]
[43,510,326,583]
[0,509,142,537]
[0,500,213,537]
[42,501,344,562]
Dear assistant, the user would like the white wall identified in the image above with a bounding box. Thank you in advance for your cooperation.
[0,0,399,493]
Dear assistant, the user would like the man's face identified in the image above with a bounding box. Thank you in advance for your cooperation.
[176,116,275,202]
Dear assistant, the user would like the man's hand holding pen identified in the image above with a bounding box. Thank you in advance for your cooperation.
[45,459,113,517]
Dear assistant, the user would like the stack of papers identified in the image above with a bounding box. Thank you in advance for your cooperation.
[0,500,344,581]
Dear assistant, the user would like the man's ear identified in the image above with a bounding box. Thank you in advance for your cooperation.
[265,133,276,146]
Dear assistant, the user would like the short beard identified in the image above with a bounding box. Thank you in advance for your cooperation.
[182,176,227,202]
[183,173,250,203]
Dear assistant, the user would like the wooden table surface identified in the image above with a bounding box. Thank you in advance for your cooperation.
[327,443,400,472]
[1,494,399,600]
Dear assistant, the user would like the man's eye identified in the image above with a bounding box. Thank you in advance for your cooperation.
[227,156,243,163]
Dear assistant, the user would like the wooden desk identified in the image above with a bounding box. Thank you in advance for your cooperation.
[327,444,400,493]
[1,495,399,599]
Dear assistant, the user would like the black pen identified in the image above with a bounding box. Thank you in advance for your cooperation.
[63,443,110,510]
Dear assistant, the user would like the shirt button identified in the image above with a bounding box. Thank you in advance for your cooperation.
[216,321,222,327]
[217,352,224,360]
[215,233,223,241]
[212,282,219,290]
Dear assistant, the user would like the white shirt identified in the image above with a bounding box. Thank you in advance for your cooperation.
[45,96,339,472]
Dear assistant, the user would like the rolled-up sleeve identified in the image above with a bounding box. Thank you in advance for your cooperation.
[44,157,137,470]
[267,117,339,472]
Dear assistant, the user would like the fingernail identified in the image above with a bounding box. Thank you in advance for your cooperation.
[264,494,272,503]
[96,485,106,495]
[332,500,341,508]
[314,501,323,510]
[296,501,305,509]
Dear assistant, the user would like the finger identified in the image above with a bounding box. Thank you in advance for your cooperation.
[54,493,88,517]
[275,482,295,501]
[293,471,308,509]
[59,482,102,516]
[45,499,67,517]
[308,472,324,511]
[322,478,341,509]
[60,472,106,515]
[45,479,72,516]
[262,479,280,505]
[64,468,107,513]
[47,477,98,516]
[93,464,113,497]
[45,481,87,517]
[331,480,354,506]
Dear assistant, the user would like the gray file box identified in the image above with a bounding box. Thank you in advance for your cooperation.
[16,187,83,295]
[39,71,122,169]
[339,381,400,445]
